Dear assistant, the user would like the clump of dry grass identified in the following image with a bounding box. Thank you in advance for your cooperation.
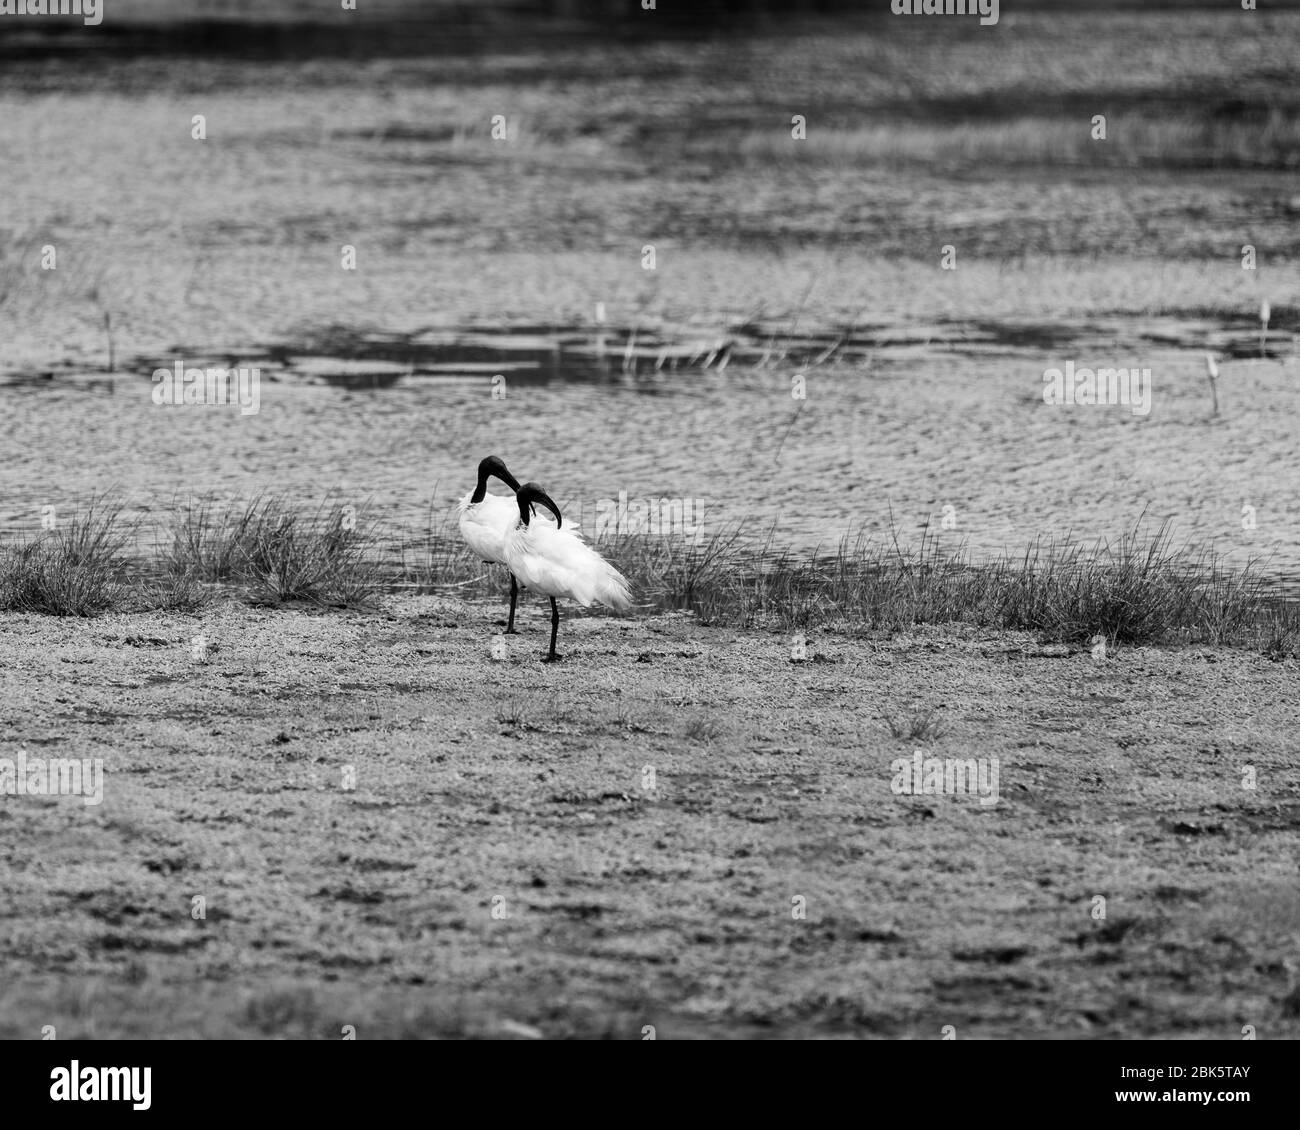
[683,715,724,743]
[1261,600,1300,662]
[391,499,503,599]
[136,570,211,614]
[638,519,1276,651]
[163,495,381,607]
[883,706,945,742]
[588,520,749,623]
[0,496,131,616]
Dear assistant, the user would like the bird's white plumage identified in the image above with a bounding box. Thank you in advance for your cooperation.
[457,490,520,564]
[458,490,558,562]
[503,518,631,610]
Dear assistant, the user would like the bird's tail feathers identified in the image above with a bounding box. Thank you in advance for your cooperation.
[597,566,632,611]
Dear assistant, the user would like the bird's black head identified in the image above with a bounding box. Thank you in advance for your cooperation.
[516,482,562,529]
[470,455,522,503]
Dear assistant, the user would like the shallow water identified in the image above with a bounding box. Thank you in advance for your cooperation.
[3,313,1297,586]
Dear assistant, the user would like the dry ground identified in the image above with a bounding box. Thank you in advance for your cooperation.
[1,594,1297,1039]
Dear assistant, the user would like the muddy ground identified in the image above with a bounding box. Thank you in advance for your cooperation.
[1,594,1297,1039]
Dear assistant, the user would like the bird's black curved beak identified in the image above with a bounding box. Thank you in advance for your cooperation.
[516,482,562,529]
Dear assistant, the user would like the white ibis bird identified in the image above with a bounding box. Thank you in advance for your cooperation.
[457,455,544,633]
[502,482,631,662]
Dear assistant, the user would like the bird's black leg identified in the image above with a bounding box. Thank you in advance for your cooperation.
[542,596,561,662]
[504,574,519,634]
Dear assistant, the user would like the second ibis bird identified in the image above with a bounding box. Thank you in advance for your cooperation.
[501,482,631,661]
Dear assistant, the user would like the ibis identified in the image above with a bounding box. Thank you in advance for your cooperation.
[457,455,544,633]
[502,482,631,662]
